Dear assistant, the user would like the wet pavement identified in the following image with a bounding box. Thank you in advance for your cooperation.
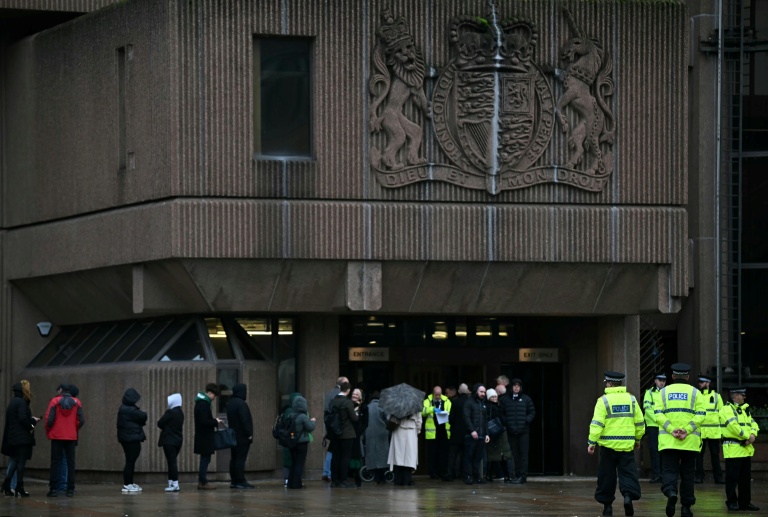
[0,476,764,516]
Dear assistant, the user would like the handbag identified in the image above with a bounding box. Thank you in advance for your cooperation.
[487,417,504,438]
[213,424,238,450]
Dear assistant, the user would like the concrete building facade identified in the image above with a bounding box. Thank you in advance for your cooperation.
[0,0,764,480]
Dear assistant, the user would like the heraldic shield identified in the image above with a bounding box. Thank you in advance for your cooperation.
[432,15,555,194]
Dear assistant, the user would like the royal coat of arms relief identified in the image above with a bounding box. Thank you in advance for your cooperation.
[369,5,615,194]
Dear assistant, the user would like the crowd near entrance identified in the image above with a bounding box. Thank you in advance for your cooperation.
[340,316,566,476]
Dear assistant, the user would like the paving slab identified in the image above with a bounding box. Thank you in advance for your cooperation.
[0,476,764,516]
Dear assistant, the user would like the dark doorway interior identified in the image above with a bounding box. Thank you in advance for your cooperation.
[501,363,564,476]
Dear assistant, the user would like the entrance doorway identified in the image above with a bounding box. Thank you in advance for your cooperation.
[501,363,564,475]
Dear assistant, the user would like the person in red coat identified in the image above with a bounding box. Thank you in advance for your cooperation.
[44,384,84,497]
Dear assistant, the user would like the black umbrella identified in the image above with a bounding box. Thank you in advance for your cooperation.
[379,383,425,420]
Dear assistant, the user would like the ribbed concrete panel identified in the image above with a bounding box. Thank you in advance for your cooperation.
[171,199,284,258]
[617,207,673,264]
[289,202,366,259]
[554,207,612,263]
[370,203,425,260]
[4,204,175,280]
[0,0,115,11]
[614,1,688,205]
[428,205,488,261]
[494,206,555,262]
[244,363,277,472]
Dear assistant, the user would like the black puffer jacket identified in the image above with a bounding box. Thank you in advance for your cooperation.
[226,384,254,445]
[463,391,488,437]
[117,388,147,443]
[449,394,469,441]
[2,384,36,450]
[499,391,535,435]
[157,393,184,447]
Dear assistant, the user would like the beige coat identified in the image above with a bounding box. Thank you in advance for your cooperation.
[387,412,422,470]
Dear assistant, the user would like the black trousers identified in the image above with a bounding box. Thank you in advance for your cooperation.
[121,442,141,485]
[162,444,180,481]
[446,439,464,479]
[229,442,251,484]
[427,436,450,478]
[660,449,697,507]
[2,445,31,492]
[645,426,661,480]
[198,454,211,483]
[725,456,752,507]
[508,432,530,478]
[695,438,724,481]
[49,440,76,491]
[392,465,413,485]
[330,438,353,484]
[594,447,641,504]
[287,442,308,488]
[463,436,485,481]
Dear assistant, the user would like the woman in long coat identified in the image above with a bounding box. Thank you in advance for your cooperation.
[1,381,39,497]
[387,411,422,486]
[363,393,390,484]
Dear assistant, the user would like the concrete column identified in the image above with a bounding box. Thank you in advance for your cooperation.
[297,315,339,478]
[597,315,641,396]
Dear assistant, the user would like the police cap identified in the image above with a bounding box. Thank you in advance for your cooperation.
[697,373,713,383]
[729,386,747,395]
[671,363,691,375]
[604,371,625,382]
[654,373,667,380]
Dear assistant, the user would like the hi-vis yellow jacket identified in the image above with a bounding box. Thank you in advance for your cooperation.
[719,402,759,459]
[643,387,663,428]
[422,394,451,440]
[699,388,724,439]
[588,387,645,452]
[654,381,706,452]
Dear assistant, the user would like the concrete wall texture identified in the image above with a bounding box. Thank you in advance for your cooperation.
[0,0,693,478]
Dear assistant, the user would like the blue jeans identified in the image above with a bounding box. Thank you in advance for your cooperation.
[5,459,17,490]
[323,451,332,478]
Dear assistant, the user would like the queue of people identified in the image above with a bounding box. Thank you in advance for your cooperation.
[0,380,259,496]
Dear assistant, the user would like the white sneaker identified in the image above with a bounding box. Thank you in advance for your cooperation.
[122,485,139,493]
[131,484,143,492]
[165,481,180,492]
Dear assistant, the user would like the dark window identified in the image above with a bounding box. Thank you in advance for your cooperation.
[253,38,312,157]
[160,325,206,362]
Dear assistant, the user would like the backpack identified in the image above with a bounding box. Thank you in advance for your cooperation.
[272,413,299,449]
[324,404,344,439]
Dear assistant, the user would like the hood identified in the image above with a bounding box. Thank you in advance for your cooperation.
[292,395,308,414]
[167,393,182,410]
[232,383,247,400]
[195,391,211,404]
[122,388,141,406]
[57,393,78,415]
[11,383,23,396]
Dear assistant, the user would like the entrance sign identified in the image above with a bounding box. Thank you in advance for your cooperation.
[349,347,390,362]
[519,348,559,362]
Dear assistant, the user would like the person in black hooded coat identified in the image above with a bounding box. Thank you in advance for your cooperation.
[1,382,39,497]
[226,383,254,488]
[116,388,147,492]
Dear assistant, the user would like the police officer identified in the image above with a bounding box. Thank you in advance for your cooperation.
[719,386,759,512]
[654,363,706,517]
[643,372,666,483]
[694,373,724,484]
[588,371,645,517]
